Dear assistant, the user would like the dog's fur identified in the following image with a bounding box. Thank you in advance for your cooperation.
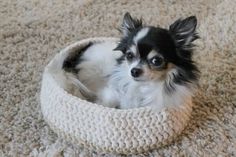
[60,12,200,110]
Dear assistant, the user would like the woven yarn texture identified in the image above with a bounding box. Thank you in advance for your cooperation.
[40,38,193,154]
[1,0,235,156]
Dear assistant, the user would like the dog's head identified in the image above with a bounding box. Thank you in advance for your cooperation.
[115,12,199,90]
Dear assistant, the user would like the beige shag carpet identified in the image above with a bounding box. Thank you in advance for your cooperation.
[1,0,236,156]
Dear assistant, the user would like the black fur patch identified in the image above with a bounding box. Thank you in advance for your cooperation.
[63,42,92,73]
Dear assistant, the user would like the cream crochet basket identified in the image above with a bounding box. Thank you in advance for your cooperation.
[40,37,193,154]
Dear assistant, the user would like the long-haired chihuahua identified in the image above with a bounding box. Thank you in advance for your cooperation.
[62,12,200,110]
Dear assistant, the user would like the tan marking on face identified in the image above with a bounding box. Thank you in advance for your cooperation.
[139,63,177,81]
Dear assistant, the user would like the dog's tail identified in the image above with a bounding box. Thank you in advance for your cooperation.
[47,46,97,102]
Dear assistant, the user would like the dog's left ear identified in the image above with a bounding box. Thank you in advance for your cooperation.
[120,12,143,36]
[169,16,199,50]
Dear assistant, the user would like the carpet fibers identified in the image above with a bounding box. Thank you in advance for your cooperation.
[0,0,235,156]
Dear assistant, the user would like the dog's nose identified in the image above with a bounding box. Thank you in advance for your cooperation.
[131,68,143,78]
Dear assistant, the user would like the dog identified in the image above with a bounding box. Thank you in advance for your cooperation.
[61,12,200,110]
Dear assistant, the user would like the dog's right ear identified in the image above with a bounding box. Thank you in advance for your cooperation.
[120,12,143,36]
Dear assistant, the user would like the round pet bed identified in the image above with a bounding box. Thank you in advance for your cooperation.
[40,37,193,154]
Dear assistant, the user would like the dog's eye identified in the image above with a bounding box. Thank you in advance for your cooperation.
[126,52,134,60]
[151,56,165,67]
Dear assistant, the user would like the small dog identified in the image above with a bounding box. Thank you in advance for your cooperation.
[62,12,200,110]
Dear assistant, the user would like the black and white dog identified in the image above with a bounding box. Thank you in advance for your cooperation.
[62,12,200,110]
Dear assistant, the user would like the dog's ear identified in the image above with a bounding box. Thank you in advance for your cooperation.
[169,16,199,50]
[120,12,142,36]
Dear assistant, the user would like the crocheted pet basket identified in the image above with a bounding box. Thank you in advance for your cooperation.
[40,37,193,154]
